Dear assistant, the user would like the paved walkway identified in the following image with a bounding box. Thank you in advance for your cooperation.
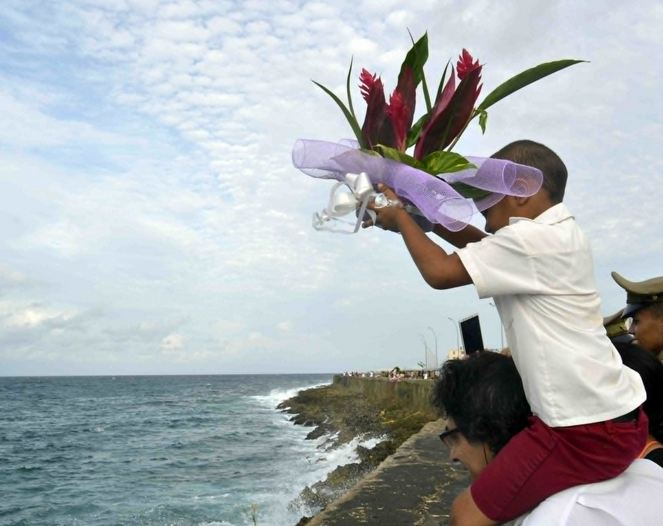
[306,419,470,525]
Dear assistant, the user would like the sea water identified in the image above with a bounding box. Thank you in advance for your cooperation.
[0,375,367,526]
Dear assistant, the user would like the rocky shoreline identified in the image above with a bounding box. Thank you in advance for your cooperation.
[277,376,446,524]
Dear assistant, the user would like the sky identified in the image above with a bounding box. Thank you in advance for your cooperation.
[1,0,661,376]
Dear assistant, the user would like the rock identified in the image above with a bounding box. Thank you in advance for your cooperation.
[305,420,471,526]
[283,376,443,523]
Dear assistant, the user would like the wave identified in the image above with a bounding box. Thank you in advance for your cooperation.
[242,433,379,524]
[250,381,332,408]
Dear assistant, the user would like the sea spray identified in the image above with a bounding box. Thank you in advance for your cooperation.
[276,376,441,520]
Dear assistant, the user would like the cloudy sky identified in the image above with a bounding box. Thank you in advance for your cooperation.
[1,0,661,375]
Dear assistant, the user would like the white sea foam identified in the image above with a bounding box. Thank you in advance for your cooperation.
[358,435,387,450]
[244,378,390,524]
[250,381,331,408]
[240,423,385,524]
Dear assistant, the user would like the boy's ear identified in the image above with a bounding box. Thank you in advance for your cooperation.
[513,196,530,207]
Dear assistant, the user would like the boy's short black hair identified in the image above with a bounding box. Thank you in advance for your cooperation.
[614,341,663,443]
[431,352,531,455]
[491,140,568,204]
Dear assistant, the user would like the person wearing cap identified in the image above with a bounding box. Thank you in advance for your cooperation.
[367,140,647,526]
[612,272,663,359]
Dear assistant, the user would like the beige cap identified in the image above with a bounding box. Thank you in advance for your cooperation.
[612,271,663,317]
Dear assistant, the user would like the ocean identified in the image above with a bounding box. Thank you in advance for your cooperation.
[0,374,370,526]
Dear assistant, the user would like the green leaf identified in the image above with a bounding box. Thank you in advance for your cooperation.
[406,113,428,148]
[477,59,586,112]
[435,60,451,101]
[376,145,423,169]
[408,29,431,111]
[450,182,492,199]
[380,146,491,199]
[421,68,432,112]
[346,57,356,121]
[359,148,382,157]
[421,151,476,175]
[421,151,492,199]
[478,109,488,134]
[313,80,366,148]
[400,32,429,87]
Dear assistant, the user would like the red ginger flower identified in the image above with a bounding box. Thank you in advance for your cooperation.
[359,68,382,101]
[457,48,480,80]
[391,66,416,149]
[358,67,416,151]
[386,90,408,151]
[359,68,388,149]
[414,61,482,159]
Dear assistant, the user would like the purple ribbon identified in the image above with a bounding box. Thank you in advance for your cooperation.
[293,140,543,232]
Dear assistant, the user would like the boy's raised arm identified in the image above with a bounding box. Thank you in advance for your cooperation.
[365,184,474,290]
[432,223,487,249]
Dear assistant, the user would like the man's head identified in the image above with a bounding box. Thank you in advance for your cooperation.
[629,305,663,355]
[612,272,663,355]
[480,140,568,233]
[431,352,530,477]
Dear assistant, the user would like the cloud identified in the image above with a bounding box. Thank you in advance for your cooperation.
[161,332,184,351]
[0,301,77,329]
[0,0,661,375]
[277,321,293,332]
[0,265,30,292]
[0,92,126,149]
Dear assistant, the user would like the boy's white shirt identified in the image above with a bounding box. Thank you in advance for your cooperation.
[506,459,663,525]
[457,203,645,427]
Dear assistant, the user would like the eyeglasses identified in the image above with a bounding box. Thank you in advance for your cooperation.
[438,427,461,448]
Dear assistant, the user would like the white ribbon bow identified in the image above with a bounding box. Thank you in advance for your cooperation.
[312,172,377,234]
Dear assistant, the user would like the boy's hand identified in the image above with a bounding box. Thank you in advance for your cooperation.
[363,184,408,232]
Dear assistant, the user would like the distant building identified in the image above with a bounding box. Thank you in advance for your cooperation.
[447,348,466,360]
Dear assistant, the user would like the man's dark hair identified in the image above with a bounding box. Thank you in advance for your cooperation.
[491,140,568,204]
[615,341,663,442]
[431,352,530,455]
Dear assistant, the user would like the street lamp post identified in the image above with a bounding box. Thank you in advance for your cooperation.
[427,326,438,369]
[420,334,429,369]
[447,317,461,352]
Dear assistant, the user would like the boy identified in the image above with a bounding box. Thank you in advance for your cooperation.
[366,140,647,526]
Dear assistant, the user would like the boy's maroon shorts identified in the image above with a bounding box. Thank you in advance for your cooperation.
[471,409,648,522]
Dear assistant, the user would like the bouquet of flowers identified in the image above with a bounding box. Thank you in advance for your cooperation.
[293,33,583,233]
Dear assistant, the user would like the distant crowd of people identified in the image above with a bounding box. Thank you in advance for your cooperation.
[342,367,441,382]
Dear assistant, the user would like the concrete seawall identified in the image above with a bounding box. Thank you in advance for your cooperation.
[304,376,470,525]
[332,375,439,417]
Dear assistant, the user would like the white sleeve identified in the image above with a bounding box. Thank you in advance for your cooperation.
[456,225,541,299]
